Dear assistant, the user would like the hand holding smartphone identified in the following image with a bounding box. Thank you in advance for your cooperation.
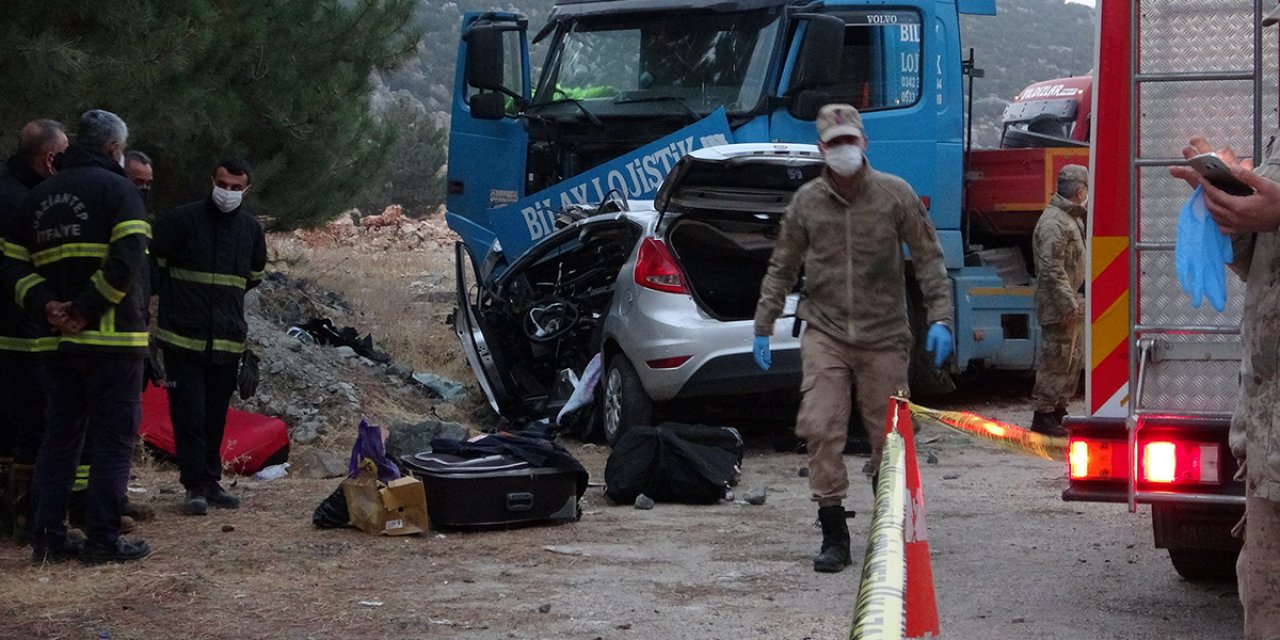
[1187,152,1254,196]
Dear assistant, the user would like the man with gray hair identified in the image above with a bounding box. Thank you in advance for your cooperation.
[0,109,151,564]
[1029,164,1089,436]
[0,119,67,539]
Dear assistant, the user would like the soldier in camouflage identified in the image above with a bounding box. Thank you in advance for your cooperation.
[753,104,953,573]
[1172,128,1280,638]
[1029,164,1088,437]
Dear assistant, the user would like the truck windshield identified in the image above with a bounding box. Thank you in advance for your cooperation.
[533,10,781,116]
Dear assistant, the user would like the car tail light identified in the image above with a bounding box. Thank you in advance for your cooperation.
[646,356,691,369]
[634,238,687,294]
[1140,440,1221,485]
[1067,436,1126,481]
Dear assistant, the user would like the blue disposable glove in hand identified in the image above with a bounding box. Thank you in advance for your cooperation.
[1175,187,1233,312]
[753,335,771,371]
[925,323,953,368]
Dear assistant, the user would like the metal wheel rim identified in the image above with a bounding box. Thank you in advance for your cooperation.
[604,367,623,441]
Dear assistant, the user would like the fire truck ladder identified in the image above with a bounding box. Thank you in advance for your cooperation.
[1125,0,1268,511]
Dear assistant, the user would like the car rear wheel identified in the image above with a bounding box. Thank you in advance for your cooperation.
[602,354,654,446]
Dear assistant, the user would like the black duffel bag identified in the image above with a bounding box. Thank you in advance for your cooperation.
[604,425,740,505]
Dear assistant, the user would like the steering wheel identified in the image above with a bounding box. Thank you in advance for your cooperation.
[523,297,580,343]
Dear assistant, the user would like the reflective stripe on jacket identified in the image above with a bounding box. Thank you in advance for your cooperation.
[0,145,149,356]
[152,198,266,364]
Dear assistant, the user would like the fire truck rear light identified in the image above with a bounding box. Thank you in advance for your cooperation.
[1140,440,1221,485]
[1067,437,1121,480]
[1143,442,1177,483]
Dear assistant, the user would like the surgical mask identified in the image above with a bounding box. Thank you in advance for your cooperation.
[138,188,151,207]
[212,186,243,213]
[824,145,864,176]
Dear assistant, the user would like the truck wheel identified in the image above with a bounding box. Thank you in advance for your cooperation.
[1167,548,1238,582]
[602,354,654,446]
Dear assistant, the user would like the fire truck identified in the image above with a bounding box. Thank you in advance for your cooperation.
[1063,0,1263,581]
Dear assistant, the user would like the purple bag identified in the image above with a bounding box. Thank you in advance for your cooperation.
[347,419,400,482]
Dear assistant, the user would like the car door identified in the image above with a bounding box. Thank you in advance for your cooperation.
[455,214,641,419]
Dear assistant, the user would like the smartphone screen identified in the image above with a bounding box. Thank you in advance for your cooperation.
[1188,153,1254,196]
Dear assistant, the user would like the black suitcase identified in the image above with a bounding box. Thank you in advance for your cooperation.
[400,451,581,529]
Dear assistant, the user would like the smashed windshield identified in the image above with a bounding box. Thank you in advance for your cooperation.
[533,10,781,115]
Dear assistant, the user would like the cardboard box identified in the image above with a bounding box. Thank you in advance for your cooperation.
[342,472,429,536]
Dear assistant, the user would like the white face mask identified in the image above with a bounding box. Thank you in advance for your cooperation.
[212,186,244,212]
[824,144,864,177]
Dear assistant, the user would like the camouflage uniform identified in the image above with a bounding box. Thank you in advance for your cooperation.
[1227,157,1280,639]
[754,163,952,507]
[1031,192,1086,414]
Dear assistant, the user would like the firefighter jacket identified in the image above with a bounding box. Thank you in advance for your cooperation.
[151,197,266,365]
[0,144,149,356]
[1032,193,1086,326]
[753,164,953,351]
[0,155,49,352]
[1226,157,1280,503]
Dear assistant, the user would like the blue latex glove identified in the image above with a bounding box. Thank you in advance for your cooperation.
[753,335,771,371]
[925,323,953,368]
[1175,186,1233,312]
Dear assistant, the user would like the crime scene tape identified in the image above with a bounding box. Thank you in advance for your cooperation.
[850,431,907,640]
[908,402,1067,462]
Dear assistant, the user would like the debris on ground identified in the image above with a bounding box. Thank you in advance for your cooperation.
[411,372,467,400]
[234,271,462,450]
[743,486,768,506]
[634,494,655,510]
[385,420,471,461]
[291,205,460,252]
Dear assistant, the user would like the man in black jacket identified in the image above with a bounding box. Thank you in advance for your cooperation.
[0,119,66,538]
[0,109,151,564]
[152,158,266,516]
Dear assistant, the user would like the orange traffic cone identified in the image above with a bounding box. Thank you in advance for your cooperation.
[887,397,941,638]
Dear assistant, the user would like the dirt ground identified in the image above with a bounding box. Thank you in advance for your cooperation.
[0,389,1243,640]
[0,228,1245,640]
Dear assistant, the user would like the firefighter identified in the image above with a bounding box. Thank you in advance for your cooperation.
[1171,130,1280,637]
[752,104,953,573]
[1029,164,1088,437]
[123,150,153,203]
[151,158,265,516]
[0,119,67,539]
[0,109,151,564]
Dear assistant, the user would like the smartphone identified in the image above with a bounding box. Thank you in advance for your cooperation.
[1187,152,1254,196]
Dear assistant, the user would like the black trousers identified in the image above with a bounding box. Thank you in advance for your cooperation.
[0,351,46,464]
[164,350,238,492]
[32,353,142,549]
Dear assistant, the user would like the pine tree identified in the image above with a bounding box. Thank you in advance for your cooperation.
[0,0,419,229]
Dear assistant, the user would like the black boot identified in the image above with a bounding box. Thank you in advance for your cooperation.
[9,463,33,541]
[813,505,853,573]
[1053,406,1068,425]
[0,458,12,538]
[1030,411,1067,437]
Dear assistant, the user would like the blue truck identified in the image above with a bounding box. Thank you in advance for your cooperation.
[446,0,1040,415]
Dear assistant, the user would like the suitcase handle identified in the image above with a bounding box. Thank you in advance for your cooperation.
[506,492,534,512]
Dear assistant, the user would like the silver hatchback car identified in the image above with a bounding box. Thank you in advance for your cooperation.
[454,143,823,443]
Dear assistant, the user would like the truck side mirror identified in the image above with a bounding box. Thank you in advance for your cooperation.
[465,25,506,93]
[470,92,507,121]
[788,15,845,96]
[790,90,833,121]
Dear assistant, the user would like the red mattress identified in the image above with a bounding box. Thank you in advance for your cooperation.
[139,386,290,475]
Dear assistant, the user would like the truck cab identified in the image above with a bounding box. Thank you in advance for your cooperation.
[447,0,1044,393]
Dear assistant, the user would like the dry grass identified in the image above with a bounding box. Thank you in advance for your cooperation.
[269,235,468,383]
